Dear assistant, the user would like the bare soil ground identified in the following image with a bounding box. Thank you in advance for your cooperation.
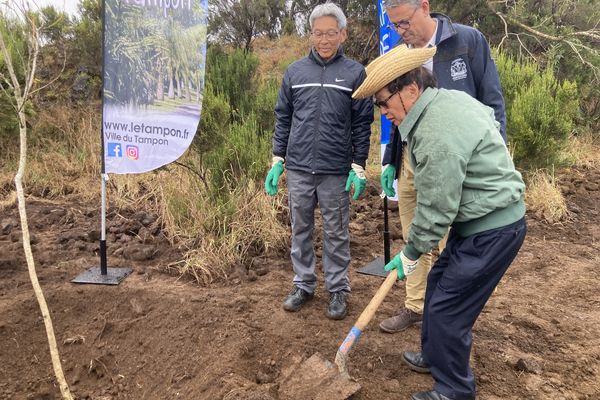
[1,166,599,400]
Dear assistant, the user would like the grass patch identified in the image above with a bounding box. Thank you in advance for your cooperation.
[525,169,570,223]
[253,35,307,82]
[561,131,600,168]
[0,103,289,285]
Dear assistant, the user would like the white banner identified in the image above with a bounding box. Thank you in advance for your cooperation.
[102,0,208,174]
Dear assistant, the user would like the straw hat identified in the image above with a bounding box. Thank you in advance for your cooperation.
[353,44,437,99]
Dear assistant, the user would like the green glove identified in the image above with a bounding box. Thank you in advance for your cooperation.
[384,251,418,280]
[344,163,366,200]
[380,164,396,198]
[265,158,284,196]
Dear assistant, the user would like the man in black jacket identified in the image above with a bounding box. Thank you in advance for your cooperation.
[264,3,373,320]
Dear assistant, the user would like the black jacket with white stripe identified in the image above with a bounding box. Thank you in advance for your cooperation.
[272,48,373,175]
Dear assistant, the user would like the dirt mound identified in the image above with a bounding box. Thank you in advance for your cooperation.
[1,167,599,399]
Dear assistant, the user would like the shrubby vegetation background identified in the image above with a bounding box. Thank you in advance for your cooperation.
[1,0,599,282]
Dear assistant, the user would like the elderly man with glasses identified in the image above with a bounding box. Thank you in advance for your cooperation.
[265,3,373,320]
[354,44,526,400]
[378,0,507,336]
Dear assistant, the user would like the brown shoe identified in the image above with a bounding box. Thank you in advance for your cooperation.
[379,307,422,333]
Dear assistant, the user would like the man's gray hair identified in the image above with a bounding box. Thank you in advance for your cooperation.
[309,3,347,30]
[382,0,422,9]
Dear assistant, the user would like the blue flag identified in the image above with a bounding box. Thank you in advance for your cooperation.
[377,0,401,145]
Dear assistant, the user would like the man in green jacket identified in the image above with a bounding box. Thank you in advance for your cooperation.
[353,44,527,400]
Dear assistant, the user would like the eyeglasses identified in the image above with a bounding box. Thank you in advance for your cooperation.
[311,30,340,41]
[374,91,398,108]
[387,7,418,31]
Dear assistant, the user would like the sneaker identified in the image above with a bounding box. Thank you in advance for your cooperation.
[282,286,313,312]
[379,307,422,333]
[326,291,347,320]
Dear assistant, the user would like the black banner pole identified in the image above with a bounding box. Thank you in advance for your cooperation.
[357,194,392,277]
[383,196,390,264]
[99,0,108,276]
[72,0,131,285]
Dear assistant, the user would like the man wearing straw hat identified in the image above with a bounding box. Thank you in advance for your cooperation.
[264,3,373,320]
[378,0,507,335]
[353,44,526,400]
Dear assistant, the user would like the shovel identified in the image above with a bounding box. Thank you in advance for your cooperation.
[278,270,398,400]
[334,269,397,378]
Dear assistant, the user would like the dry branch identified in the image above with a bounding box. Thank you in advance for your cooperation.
[489,1,600,80]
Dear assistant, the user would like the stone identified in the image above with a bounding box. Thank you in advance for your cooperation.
[1,218,16,235]
[515,358,543,374]
[122,244,156,261]
[87,229,101,242]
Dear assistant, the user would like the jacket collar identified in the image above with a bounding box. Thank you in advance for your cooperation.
[430,13,457,44]
[309,47,344,66]
[395,13,456,48]
[398,87,439,142]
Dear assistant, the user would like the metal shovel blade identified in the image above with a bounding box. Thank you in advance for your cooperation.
[278,352,361,400]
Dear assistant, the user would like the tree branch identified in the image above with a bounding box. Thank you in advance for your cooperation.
[0,2,74,399]
[490,6,599,81]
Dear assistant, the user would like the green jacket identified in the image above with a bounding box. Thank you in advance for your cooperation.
[400,88,525,260]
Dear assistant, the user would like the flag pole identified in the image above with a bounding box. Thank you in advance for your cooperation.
[383,196,390,263]
[100,0,107,276]
[72,0,131,285]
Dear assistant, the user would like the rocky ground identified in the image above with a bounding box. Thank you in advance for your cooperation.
[1,166,599,400]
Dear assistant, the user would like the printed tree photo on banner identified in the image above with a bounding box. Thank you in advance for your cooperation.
[103,0,208,174]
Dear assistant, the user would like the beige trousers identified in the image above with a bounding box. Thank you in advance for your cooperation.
[397,145,447,314]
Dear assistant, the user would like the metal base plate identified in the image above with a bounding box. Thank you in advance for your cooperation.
[357,256,387,277]
[71,267,133,285]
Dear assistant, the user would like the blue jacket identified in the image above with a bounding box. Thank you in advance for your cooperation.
[383,13,506,172]
[273,48,373,175]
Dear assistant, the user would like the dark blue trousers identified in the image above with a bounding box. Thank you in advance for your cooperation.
[422,218,527,400]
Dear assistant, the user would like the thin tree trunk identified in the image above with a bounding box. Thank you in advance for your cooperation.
[14,106,74,400]
[184,74,191,102]
[156,59,164,101]
[168,64,175,99]
[0,18,74,400]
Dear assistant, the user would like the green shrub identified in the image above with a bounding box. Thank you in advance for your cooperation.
[0,91,20,141]
[193,82,230,155]
[204,112,270,195]
[205,46,259,120]
[0,14,28,144]
[496,51,579,169]
[253,78,278,134]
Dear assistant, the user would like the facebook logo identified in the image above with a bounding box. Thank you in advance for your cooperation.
[107,143,122,157]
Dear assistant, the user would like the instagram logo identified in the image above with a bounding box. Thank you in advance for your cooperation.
[126,145,139,160]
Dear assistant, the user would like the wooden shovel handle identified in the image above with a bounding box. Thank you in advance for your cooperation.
[355,271,398,331]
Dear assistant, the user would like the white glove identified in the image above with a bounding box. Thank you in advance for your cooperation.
[272,156,285,167]
[351,163,366,179]
[400,251,419,276]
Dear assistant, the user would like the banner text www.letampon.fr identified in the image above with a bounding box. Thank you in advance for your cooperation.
[104,121,191,140]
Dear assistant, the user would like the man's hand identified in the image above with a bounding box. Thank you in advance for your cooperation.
[345,163,367,200]
[381,164,396,197]
[265,157,285,196]
[384,251,418,280]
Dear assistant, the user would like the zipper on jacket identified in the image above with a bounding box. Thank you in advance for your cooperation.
[311,65,326,174]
